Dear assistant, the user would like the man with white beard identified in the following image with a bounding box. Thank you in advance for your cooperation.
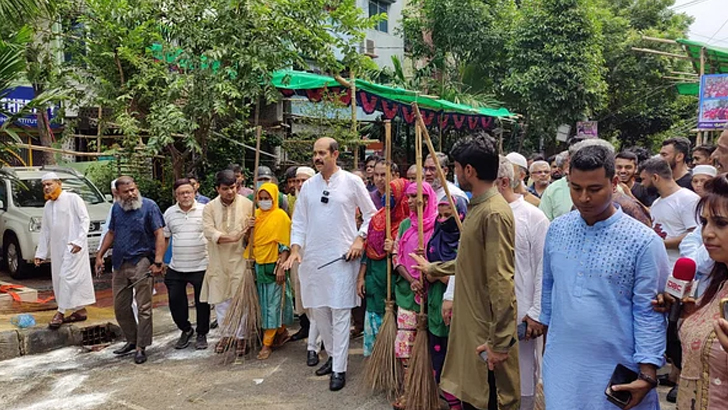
[96,176,166,364]
[424,152,469,204]
[34,172,96,329]
[496,157,549,410]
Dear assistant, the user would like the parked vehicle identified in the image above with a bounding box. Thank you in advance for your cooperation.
[0,166,112,279]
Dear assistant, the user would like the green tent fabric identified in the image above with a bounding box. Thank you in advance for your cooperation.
[271,70,515,118]
[677,39,728,75]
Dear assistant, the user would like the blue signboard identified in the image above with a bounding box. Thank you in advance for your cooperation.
[698,74,728,129]
[0,86,61,129]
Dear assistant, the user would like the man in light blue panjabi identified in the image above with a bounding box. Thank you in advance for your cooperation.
[540,145,669,410]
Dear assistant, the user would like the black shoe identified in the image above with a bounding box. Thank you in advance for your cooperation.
[134,349,147,364]
[290,328,308,342]
[307,350,320,367]
[329,372,346,391]
[113,343,136,355]
[210,319,218,329]
[315,357,333,376]
[667,386,678,403]
[175,328,194,349]
[658,374,677,387]
[195,334,208,350]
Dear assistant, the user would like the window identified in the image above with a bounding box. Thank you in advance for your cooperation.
[12,177,105,207]
[369,0,389,33]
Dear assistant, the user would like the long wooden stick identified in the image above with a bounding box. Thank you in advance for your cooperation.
[411,103,463,232]
[415,122,425,296]
[385,120,393,301]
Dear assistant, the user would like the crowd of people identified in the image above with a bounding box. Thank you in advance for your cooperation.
[31,126,728,410]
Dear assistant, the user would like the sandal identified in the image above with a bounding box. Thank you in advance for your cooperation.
[62,311,88,323]
[257,347,272,360]
[235,339,248,357]
[271,331,291,349]
[215,337,230,354]
[48,312,64,329]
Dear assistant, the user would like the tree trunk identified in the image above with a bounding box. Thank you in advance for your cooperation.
[33,83,56,165]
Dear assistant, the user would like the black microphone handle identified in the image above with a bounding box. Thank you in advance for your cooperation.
[669,299,682,324]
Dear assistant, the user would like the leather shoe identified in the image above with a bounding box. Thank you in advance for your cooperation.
[195,334,208,350]
[307,350,319,367]
[134,349,147,364]
[329,372,346,391]
[290,328,308,342]
[315,357,333,376]
[667,386,678,403]
[175,328,194,349]
[113,343,136,355]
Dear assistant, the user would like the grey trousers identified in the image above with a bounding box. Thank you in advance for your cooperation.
[113,259,153,348]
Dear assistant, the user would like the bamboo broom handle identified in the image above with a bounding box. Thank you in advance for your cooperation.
[412,103,463,232]
[385,120,393,301]
[415,122,425,288]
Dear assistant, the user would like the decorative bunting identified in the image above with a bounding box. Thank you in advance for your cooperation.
[421,109,436,126]
[481,116,494,130]
[452,114,466,130]
[440,113,450,130]
[467,116,479,130]
[306,88,324,102]
[381,98,399,119]
[401,105,416,124]
[280,89,295,97]
[358,91,378,115]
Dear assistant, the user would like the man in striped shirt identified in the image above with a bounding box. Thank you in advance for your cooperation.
[163,178,210,350]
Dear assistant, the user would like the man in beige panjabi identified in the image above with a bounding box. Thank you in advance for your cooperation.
[201,170,254,355]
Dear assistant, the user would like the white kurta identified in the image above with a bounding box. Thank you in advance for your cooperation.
[35,191,96,311]
[291,169,376,309]
[510,195,549,397]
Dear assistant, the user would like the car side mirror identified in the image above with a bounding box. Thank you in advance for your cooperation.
[105,194,113,202]
[0,200,4,210]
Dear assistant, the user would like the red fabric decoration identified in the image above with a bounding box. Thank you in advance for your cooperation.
[381,98,399,119]
[453,114,465,130]
[359,91,378,114]
[467,116,479,130]
[306,88,323,102]
[481,116,494,129]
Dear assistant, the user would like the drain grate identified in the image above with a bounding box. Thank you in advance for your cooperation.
[81,324,113,348]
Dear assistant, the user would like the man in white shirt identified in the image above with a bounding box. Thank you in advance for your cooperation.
[283,137,377,391]
[163,178,210,350]
[425,152,469,204]
[497,157,549,410]
[639,156,700,265]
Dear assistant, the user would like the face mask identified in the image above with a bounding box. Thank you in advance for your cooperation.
[438,216,459,233]
[258,200,273,211]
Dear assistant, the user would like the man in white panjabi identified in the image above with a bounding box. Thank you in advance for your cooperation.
[497,157,549,410]
[35,172,96,329]
[284,137,377,392]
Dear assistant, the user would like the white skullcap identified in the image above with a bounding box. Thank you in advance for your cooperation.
[41,172,59,182]
[296,166,315,178]
[693,165,717,178]
[505,152,528,170]
[111,179,118,192]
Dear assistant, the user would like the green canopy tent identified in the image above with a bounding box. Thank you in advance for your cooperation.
[674,39,728,96]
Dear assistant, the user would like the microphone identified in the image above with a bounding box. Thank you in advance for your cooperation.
[665,257,697,323]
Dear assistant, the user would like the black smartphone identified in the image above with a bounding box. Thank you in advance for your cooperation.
[517,322,527,340]
[605,364,638,409]
[721,298,728,320]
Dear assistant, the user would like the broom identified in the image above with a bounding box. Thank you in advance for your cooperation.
[403,121,439,410]
[219,124,263,362]
[363,120,402,399]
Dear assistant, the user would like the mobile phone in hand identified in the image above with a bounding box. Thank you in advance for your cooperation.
[517,322,527,341]
[605,364,638,409]
[721,298,728,320]
[479,350,488,363]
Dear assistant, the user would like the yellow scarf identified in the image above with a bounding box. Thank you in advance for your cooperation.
[44,186,62,201]
[244,183,291,264]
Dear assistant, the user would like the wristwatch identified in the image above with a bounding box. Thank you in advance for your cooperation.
[154,262,163,268]
[638,372,658,389]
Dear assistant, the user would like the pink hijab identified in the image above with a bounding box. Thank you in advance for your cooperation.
[398,181,438,287]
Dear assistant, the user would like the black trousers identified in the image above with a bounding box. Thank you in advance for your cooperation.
[164,268,210,336]
[462,370,498,410]
[352,298,367,331]
[667,320,682,370]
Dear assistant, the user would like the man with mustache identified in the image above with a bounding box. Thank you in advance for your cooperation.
[424,152,469,205]
[35,172,96,329]
[283,137,377,391]
[95,176,166,364]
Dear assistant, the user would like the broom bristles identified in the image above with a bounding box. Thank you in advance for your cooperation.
[219,261,261,363]
[363,302,402,400]
[403,313,439,410]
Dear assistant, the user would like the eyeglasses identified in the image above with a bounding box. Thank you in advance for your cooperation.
[321,190,330,204]
[532,171,550,175]
[423,166,437,173]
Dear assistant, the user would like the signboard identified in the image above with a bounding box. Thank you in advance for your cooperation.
[556,124,571,142]
[576,121,598,138]
[0,86,61,129]
[698,74,728,129]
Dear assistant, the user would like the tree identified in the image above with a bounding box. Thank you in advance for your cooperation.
[59,0,376,178]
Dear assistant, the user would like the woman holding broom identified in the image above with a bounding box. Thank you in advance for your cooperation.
[390,181,438,409]
[244,182,294,360]
[426,196,468,410]
[357,177,410,357]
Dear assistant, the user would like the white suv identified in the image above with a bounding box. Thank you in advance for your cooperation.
[0,166,112,279]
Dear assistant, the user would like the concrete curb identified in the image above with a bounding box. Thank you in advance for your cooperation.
[0,307,181,361]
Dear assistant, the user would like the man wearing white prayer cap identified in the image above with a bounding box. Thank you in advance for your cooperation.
[691,164,718,197]
[35,172,96,329]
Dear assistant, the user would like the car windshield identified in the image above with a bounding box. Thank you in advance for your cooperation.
[12,177,105,207]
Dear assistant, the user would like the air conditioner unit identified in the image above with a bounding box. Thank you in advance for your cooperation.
[364,39,378,58]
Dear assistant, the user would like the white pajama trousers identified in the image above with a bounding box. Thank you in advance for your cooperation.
[311,307,351,373]
[306,308,322,353]
[214,299,247,339]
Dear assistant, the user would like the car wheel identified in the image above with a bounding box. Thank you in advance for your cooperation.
[4,234,29,279]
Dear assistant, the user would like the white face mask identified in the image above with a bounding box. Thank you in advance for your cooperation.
[259,200,273,211]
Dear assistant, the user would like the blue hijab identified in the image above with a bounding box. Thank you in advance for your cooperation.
[426,196,467,263]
